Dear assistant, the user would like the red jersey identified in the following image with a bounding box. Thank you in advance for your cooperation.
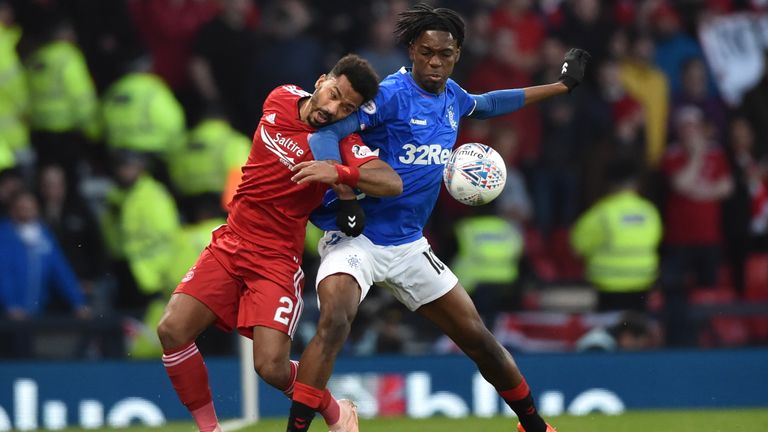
[227,85,378,256]
[662,146,730,245]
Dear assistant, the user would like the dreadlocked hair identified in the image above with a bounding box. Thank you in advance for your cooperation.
[394,3,465,48]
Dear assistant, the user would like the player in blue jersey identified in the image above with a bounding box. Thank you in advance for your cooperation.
[285,4,590,432]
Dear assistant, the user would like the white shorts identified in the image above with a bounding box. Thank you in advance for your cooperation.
[316,231,459,311]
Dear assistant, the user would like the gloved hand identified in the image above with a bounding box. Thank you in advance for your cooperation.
[336,199,365,237]
[558,48,591,92]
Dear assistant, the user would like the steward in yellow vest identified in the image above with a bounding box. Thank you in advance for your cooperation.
[452,215,523,319]
[101,151,181,311]
[101,70,186,157]
[24,19,98,183]
[167,107,249,218]
[571,162,662,311]
[0,21,29,159]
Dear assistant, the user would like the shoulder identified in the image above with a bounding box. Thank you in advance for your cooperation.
[265,84,309,108]
[446,78,468,94]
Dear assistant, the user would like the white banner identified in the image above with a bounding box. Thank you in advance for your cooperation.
[699,13,768,106]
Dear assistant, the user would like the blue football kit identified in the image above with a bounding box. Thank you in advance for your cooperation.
[310,67,525,246]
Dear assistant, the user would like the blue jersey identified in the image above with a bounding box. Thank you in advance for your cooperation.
[311,67,477,246]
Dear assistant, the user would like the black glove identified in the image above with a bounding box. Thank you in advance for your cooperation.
[336,199,365,237]
[558,48,591,92]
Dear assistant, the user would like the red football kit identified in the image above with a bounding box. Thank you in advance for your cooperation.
[175,85,378,338]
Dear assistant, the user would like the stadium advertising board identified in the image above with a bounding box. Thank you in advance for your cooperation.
[0,350,766,429]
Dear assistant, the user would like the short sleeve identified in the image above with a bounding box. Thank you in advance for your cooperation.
[449,80,477,118]
[339,134,379,168]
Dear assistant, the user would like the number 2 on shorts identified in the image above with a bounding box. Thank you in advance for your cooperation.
[273,296,294,325]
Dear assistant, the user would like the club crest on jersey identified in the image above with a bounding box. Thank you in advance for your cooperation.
[361,100,376,115]
[447,105,457,130]
[351,144,379,159]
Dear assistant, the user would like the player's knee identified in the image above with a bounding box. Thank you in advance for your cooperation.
[252,356,288,389]
[317,308,353,347]
[156,314,191,349]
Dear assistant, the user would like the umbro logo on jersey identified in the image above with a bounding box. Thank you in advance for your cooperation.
[265,113,276,124]
[410,118,428,126]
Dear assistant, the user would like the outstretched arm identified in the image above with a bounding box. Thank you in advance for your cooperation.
[469,48,590,119]
[308,115,361,161]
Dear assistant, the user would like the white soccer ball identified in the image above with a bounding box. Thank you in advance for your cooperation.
[443,143,507,206]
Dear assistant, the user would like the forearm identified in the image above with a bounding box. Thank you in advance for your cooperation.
[357,166,403,197]
[469,82,569,119]
[523,82,569,106]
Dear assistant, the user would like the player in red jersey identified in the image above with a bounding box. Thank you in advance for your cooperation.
[156,54,402,432]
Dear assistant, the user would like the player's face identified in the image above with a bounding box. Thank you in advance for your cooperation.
[306,74,364,128]
[409,30,461,94]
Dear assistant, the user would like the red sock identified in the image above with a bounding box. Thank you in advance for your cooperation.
[499,378,530,402]
[318,389,341,425]
[293,382,324,408]
[499,378,547,432]
[283,360,299,398]
[162,342,217,431]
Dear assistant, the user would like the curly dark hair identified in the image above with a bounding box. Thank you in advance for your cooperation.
[329,54,380,103]
[394,3,466,48]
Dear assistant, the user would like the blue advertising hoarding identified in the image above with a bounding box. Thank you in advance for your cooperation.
[1,350,767,429]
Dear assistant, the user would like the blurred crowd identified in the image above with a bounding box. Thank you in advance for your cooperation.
[1,0,767,360]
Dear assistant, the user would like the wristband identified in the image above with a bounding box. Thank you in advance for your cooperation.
[335,164,360,187]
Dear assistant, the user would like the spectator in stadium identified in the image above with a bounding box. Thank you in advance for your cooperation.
[100,54,187,162]
[100,150,181,312]
[247,0,324,126]
[619,31,669,166]
[62,0,145,92]
[650,2,710,98]
[357,11,410,80]
[189,0,261,134]
[571,159,662,312]
[0,190,89,319]
[36,164,105,300]
[0,0,30,174]
[670,58,726,143]
[128,0,219,115]
[25,15,99,184]
[487,0,545,77]
[0,167,22,216]
[660,105,733,345]
[167,103,250,220]
[722,117,768,295]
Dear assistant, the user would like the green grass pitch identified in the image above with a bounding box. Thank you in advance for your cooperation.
[61,408,768,431]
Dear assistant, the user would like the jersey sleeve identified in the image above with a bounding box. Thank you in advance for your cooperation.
[449,80,478,118]
[339,134,379,168]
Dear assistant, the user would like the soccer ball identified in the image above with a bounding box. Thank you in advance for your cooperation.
[443,143,507,206]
